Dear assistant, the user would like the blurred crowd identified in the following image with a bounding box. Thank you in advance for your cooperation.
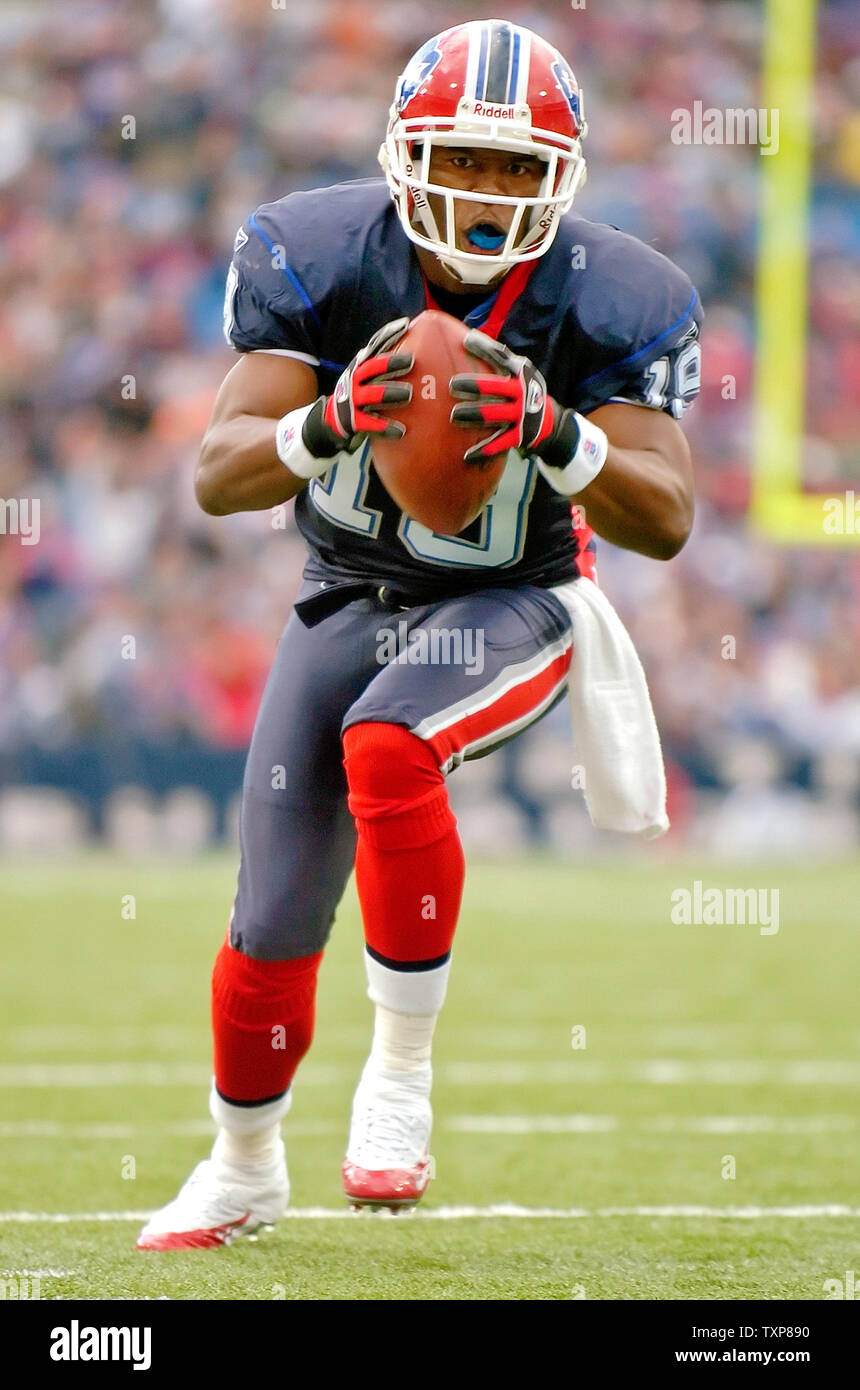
[0,0,858,852]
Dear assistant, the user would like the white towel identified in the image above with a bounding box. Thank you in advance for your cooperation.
[550,577,669,838]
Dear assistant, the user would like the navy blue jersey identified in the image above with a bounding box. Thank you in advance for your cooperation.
[224,179,702,601]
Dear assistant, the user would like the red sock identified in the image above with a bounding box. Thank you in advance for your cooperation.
[211,940,322,1103]
[342,722,465,963]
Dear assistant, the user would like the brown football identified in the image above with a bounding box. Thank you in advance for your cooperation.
[370,309,508,536]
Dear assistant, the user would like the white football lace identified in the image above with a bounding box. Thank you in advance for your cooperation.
[351,1107,429,1166]
[168,1155,282,1218]
[170,1162,250,1219]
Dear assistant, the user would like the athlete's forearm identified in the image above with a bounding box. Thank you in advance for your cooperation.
[196,323,413,517]
[555,400,694,560]
[572,442,694,560]
[195,415,309,515]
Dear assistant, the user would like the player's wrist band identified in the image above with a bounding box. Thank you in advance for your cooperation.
[536,410,608,496]
[274,401,332,479]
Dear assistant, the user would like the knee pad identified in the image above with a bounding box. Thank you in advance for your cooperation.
[342,722,456,850]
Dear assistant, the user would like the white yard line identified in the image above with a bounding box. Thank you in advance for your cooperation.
[2,1058,859,1086]
[449,1115,618,1132]
[0,1064,209,1087]
[0,1205,858,1224]
[2,1115,856,1140]
[6,1026,203,1051]
[11,1023,857,1049]
[648,1115,857,1134]
[0,1120,340,1139]
[0,1063,341,1087]
[445,1060,860,1085]
[449,1114,858,1134]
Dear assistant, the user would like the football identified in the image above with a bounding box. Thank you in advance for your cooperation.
[370,309,509,536]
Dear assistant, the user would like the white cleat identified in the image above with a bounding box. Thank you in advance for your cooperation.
[342,1070,433,1212]
[136,1135,288,1251]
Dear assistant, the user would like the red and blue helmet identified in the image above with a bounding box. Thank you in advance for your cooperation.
[379,20,588,284]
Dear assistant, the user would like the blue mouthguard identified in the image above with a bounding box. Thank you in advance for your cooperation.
[467,225,506,250]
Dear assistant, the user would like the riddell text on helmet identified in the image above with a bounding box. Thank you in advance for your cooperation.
[465,102,522,120]
[403,165,429,210]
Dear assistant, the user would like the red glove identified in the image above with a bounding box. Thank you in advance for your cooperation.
[449,330,567,463]
[303,318,414,458]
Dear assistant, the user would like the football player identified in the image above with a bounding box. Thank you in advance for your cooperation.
[137,19,701,1248]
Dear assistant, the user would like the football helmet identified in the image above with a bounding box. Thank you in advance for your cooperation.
[379,19,588,285]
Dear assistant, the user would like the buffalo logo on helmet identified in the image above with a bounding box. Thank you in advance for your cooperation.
[551,59,585,133]
[395,40,443,113]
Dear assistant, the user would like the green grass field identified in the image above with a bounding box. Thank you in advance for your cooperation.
[1,852,858,1301]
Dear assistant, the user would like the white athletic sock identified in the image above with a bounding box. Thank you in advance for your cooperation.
[366,1003,438,1083]
[217,1122,281,1168]
[208,1081,291,1168]
[364,947,451,1014]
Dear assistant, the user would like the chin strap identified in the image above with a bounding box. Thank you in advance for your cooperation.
[436,252,507,287]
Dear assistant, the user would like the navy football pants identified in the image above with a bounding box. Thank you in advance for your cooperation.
[229,585,572,960]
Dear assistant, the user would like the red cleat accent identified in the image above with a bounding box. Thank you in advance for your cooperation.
[136,1215,251,1251]
[135,1136,288,1251]
[342,1157,431,1210]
